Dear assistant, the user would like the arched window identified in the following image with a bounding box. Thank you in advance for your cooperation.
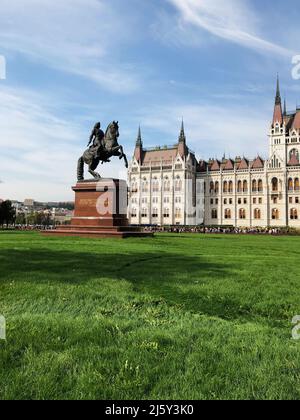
[237,180,242,193]
[164,177,170,192]
[252,180,257,192]
[223,181,228,193]
[210,181,215,193]
[291,209,298,220]
[239,209,246,219]
[215,182,220,194]
[142,178,148,193]
[258,180,263,192]
[254,209,261,220]
[243,180,248,193]
[212,209,218,219]
[272,209,279,220]
[175,176,182,192]
[152,177,160,193]
[295,178,300,191]
[288,178,294,191]
[131,208,137,218]
[228,181,233,193]
[272,178,278,192]
[224,209,231,219]
[289,149,299,163]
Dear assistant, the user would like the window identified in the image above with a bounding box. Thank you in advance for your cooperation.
[141,208,148,218]
[142,178,148,193]
[258,180,263,193]
[175,208,182,219]
[175,196,181,204]
[152,177,160,193]
[272,178,278,192]
[244,198,247,205]
[223,181,228,193]
[229,199,233,205]
[228,181,233,193]
[295,178,300,191]
[259,198,263,204]
[252,180,257,193]
[239,209,246,219]
[291,209,298,220]
[253,198,257,204]
[164,208,170,218]
[142,197,148,204]
[254,209,261,220]
[224,209,231,219]
[131,208,137,218]
[212,209,218,219]
[273,197,278,204]
[243,180,248,193]
[296,197,300,204]
[175,177,182,192]
[164,177,171,192]
[224,199,227,205]
[272,209,279,220]
[238,198,242,205]
[131,178,138,193]
[237,180,242,193]
[288,178,294,191]
[289,197,293,204]
[215,199,219,205]
[210,199,214,205]
[289,149,299,163]
[152,208,158,218]
[210,181,215,193]
[215,182,220,194]
[164,197,170,204]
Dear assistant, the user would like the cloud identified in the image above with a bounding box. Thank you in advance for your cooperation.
[0,85,130,201]
[136,101,271,160]
[167,0,294,57]
[0,0,141,93]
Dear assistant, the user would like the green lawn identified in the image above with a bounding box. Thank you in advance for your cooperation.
[0,232,300,400]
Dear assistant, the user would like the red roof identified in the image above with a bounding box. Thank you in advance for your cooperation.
[293,111,300,130]
[273,103,283,125]
[237,158,249,170]
[210,160,221,171]
[223,159,234,170]
[251,156,264,169]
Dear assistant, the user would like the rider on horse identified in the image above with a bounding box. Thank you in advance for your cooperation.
[87,122,105,160]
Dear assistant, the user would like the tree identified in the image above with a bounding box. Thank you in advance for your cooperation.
[0,201,16,227]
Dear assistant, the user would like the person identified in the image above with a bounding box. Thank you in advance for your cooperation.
[87,122,105,159]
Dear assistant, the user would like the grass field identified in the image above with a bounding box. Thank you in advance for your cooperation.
[1,231,300,400]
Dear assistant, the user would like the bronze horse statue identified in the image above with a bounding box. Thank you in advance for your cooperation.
[77,121,128,181]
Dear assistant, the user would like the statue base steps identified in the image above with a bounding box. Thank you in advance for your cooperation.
[43,179,152,239]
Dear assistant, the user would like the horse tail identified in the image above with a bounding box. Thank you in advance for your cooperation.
[77,156,84,181]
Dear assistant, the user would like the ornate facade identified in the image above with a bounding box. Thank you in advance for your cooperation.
[128,80,300,227]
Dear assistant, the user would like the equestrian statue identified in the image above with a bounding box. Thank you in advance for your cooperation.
[77,121,128,181]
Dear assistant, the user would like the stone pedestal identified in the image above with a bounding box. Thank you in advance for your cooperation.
[43,179,152,239]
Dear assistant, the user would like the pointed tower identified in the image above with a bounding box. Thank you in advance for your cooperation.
[273,76,283,126]
[134,126,143,163]
[178,120,187,157]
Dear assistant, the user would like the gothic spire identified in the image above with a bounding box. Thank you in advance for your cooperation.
[136,125,142,147]
[178,119,186,143]
[275,75,281,105]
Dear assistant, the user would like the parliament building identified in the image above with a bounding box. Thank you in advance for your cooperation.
[128,80,300,228]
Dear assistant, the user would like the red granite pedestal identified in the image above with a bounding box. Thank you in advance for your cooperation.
[43,179,152,239]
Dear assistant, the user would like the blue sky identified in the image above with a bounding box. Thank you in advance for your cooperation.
[0,0,300,201]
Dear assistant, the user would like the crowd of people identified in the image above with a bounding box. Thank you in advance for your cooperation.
[143,225,297,235]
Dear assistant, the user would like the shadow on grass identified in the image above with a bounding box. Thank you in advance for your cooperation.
[0,248,251,321]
